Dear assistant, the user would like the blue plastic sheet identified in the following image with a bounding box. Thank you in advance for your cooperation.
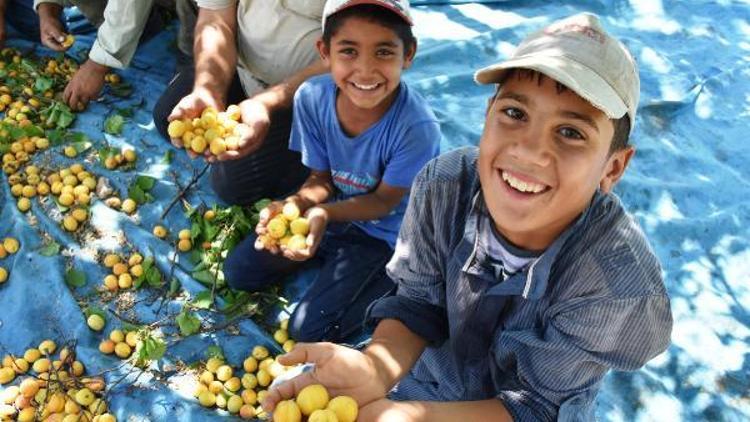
[1,1,748,420]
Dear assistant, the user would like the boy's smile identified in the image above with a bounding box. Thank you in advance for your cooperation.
[478,72,632,250]
[318,16,414,124]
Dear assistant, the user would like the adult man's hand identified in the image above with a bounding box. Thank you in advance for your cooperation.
[63,59,108,110]
[38,3,66,51]
[262,342,389,413]
[166,88,223,158]
[214,97,270,161]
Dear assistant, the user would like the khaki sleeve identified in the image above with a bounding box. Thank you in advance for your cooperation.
[88,0,155,68]
[195,0,235,10]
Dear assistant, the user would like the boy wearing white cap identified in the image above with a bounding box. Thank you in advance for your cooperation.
[262,13,672,421]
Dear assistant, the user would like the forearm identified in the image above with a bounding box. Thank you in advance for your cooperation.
[319,189,403,222]
[385,399,513,422]
[193,6,237,102]
[36,1,62,18]
[365,319,427,393]
[251,60,327,114]
[286,171,335,210]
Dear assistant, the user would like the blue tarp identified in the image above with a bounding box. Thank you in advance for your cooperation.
[1,1,748,420]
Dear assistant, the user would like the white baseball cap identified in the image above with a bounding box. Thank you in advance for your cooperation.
[475,13,639,131]
[322,0,413,31]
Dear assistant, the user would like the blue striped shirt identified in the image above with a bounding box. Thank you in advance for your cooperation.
[367,147,673,421]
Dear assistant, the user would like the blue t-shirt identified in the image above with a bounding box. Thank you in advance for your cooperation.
[290,74,441,247]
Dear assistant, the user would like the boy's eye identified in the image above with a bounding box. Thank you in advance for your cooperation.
[377,49,396,57]
[558,127,584,140]
[338,48,357,56]
[502,107,526,121]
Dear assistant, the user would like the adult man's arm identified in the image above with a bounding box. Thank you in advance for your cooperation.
[168,3,237,127]
[35,1,66,50]
[63,0,155,109]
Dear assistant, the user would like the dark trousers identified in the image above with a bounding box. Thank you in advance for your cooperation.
[152,65,309,205]
[223,223,396,343]
[4,0,41,41]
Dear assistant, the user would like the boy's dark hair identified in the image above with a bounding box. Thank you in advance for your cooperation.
[322,4,417,53]
[495,69,630,153]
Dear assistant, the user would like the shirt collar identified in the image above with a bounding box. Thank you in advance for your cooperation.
[458,188,604,300]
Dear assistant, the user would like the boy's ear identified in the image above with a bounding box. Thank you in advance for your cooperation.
[403,41,417,69]
[599,146,635,193]
[316,38,331,65]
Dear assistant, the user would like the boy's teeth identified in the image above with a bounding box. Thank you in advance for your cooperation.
[501,171,546,193]
[353,82,379,90]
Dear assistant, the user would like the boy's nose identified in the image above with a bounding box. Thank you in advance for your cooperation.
[511,126,551,166]
[355,55,377,74]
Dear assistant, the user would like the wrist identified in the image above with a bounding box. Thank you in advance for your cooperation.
[363,347,395,398]
[309,204,331,222]
[250,90,283,115]
[192,81,224,103]
[84,59,109,75]
[286,195,315,213]
[400,401,427,421]
[37,2,62,19]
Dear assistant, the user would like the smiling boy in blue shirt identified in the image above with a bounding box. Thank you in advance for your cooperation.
[263,13,672,421]
[224,0,440,343]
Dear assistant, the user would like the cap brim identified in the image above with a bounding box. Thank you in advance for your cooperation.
[328,0,413,25]
[474,55,627,120]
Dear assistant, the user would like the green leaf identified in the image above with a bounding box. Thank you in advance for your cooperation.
[84,306,107,320]
[133,272,145,289]
[146,266,162,287]
[104,114,126,135]
[9,126,26,140]
[161,149,173,164]
[176,310,201,336]
[34,76,53,93]
[45,129,65,146]
[115,106,135,118]
[253,198,272,212]
[23,125,44,138]
[142,256,154,271]
[65,269,86,288]
[128,184,147,204]
[38,239,61,256]
[109,81,133,98]
[191,270,216,285]
[190,221,202,240]
[66,132,89,143]
[128,176,156,204]
[190,291,213,310]
[203,221,220,242]
[206,345,224,360]
[136,175,156,191]
[97,146,119,165]
[56,107,75,129]
[136,334,166,366]
[70,140,92,154]
[168,278,181,296]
